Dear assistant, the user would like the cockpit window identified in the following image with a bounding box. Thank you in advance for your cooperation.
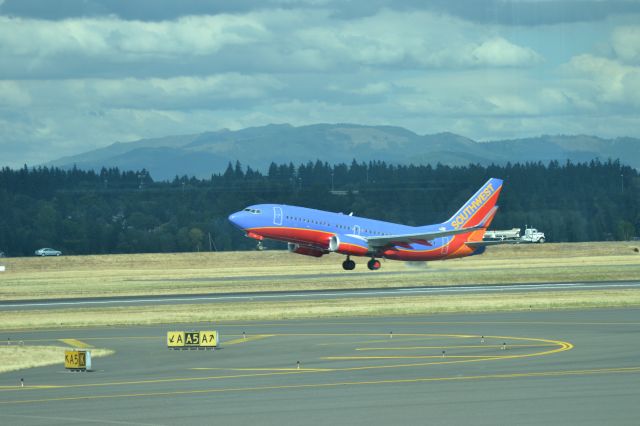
[243,208,261,214]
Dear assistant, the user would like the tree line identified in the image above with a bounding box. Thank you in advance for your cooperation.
[0,159,638,256]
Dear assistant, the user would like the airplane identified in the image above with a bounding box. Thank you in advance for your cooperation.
[228,178,503,270]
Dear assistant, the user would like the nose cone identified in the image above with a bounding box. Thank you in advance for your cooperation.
[228,212,244,229]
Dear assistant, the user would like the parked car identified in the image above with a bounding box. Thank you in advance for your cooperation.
[35,248,62,256]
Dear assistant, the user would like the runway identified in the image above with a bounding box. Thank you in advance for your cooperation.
[1,309,640,425]
[1,280,639,310]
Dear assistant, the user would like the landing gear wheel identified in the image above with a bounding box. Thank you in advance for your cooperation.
[342,257,356,270]
[367,258,381,271]
[256,241,264,251]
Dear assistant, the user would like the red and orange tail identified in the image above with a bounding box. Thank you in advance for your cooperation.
[446,178,503,231]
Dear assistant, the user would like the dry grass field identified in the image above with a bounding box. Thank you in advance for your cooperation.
[1,289,640,330]
[0,242,638,301]
[0,346,114,374]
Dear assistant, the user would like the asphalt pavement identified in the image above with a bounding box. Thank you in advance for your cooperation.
[1,309,640,425]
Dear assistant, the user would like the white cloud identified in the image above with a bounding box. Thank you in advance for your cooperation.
[0,9,543,79]
[294,10,542,69]
[0,14,265,58]
[2,74,282,112]
[611,25,640,64]
[470,37,542,67]
[0,81,31,108]
[564,54,640,107]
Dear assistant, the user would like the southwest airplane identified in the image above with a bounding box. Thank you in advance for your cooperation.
[228,178,503,270]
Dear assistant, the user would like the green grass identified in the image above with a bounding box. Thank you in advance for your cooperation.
[1,242,638,301]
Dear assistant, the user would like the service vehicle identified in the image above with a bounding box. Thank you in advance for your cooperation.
[484,227,546,243]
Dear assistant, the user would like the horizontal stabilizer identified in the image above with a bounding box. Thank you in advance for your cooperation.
[465,240,520,247]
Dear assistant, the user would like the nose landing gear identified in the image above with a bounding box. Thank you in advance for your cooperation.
[367,258,381,271]
[342,256,356,270]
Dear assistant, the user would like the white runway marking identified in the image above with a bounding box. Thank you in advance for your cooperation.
[1,281,639,310]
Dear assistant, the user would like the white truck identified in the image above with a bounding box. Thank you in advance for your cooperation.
[521,227,546,243]
[484,227,546,243]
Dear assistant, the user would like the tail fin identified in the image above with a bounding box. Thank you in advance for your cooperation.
[446,178,503,230]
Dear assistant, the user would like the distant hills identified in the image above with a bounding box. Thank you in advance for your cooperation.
[47,123,640,180]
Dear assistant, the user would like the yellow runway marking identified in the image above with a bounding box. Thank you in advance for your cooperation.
[325,355,505,360]
[0,385,59,390]
[0,371,308,393]
[223,334,274,345]
[356,344,556,351]
[270,333,478,337]
[191,367,331,372]
[317,336,450,346]
[3,366,639,405]
[58,339,93,348]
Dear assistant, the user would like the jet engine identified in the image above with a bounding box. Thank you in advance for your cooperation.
[328,234,369,256]
[287,243,325,258]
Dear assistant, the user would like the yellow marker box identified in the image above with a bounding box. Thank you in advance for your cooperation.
[199,331,218,347]
[64,350,86,369]
[167,331,185,347]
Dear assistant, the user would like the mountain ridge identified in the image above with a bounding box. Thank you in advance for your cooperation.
[46,123,639,180]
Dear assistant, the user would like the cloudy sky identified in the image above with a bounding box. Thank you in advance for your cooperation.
[1,0,639,167]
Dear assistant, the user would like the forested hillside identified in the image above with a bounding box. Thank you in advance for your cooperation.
[1,160,638,256]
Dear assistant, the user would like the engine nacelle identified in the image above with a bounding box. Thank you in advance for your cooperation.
[287,243,325,258]
[328,234,369,256]
[468,245,486,256]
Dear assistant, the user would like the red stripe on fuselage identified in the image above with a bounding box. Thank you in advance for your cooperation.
[248,226,335,249]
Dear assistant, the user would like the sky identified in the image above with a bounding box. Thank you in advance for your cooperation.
[1,0,639,167]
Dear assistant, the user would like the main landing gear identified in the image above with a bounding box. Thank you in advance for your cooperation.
[342,256,356,271]
[342,257,381,271]
[367,258,381,271]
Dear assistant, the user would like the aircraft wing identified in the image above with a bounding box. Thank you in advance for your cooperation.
[366,224,484,249]
[367,206,498,250]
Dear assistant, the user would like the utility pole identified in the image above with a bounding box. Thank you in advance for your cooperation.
[208,232,217,251]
